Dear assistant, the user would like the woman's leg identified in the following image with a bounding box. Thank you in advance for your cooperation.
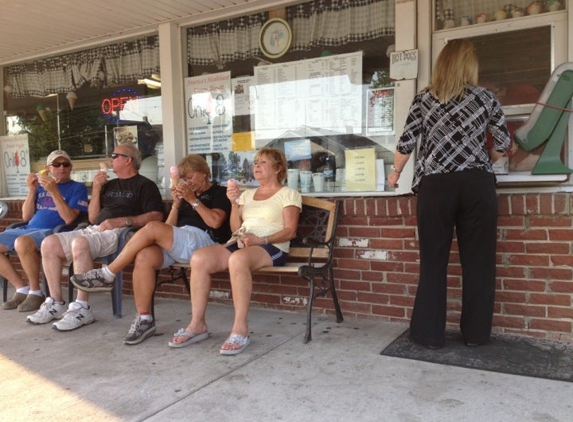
[107,221,174,274]
[132,245,165,315]
[170,244,231,344]
[410,174,457,348]
[456,171,498,345]
[222,246,273,349]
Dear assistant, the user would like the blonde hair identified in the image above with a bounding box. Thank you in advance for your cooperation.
[427,39,479,103]
[255,147,288,183]
[178,154,211,179]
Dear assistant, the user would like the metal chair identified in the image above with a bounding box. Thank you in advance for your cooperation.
[0,200,8,220]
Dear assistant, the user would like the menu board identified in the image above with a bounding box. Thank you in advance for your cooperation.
[184,71,233,154]
[366,88,395,135]
[253,51,363,145]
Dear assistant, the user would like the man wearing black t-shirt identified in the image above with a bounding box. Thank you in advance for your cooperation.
[28,145,164,331]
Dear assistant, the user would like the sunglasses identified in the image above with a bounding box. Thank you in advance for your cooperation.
[111,152,130,159]
[50,162,72,168]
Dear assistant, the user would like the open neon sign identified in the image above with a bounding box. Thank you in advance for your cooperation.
[101,88,139,122]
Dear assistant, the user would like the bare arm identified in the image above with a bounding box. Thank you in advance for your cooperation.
[388,151,411,189]
[229,202,243,232]
[489,149,505,163]
[88,171,107,223]
[21,173,38,221]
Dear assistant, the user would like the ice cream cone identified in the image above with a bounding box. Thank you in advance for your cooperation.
[39,169,49,176]
[36,104,47,123]
[99,162,108,172]
[170,166,180,187]
[66,91,78,110]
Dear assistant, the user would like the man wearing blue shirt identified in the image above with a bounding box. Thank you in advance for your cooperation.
[1,150,88,312]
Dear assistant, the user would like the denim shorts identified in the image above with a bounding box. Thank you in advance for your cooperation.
[226,243,288,267]
[0,227,52,251]
[161,225,215,269]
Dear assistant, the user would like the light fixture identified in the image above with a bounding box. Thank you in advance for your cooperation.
[3,84,13,94]
[138,75,161,89]
[66,91,78,110]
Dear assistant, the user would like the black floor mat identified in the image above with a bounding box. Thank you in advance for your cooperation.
[381,329,573,382]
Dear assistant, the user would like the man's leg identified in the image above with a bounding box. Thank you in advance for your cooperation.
[0,242,29,310]
[14,235,42,291]
[123,246,164,345]
[27,234,68,324]
[40,234,67,302]
[0,243,27,289]
[13,235,47,312]
[51,235,96,331]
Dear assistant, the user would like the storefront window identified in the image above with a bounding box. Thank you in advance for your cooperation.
[432,8,569,184]
[434,0,567,31]
[185,0,396,194]
[2,36,164,195]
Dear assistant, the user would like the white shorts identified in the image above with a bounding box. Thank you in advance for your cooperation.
[55,225,124,264]
[161,225,215,269]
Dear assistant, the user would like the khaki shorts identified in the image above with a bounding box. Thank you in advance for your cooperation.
[55,225,124,264]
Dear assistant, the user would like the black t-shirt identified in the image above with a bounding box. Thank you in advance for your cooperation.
[176,182,231,244]
[95,174,164,225]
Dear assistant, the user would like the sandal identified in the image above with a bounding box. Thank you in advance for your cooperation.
[168,328,210,348]
[220,334,251,355]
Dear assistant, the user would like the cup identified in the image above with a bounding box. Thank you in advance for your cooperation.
[336,168,346,191]
[312,173,324,192]
[300,171,312,193]
[287,169,300,190]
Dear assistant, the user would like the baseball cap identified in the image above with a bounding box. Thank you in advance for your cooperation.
[47,150,71,165]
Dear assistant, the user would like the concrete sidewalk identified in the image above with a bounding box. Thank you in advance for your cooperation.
[0,291,572,422]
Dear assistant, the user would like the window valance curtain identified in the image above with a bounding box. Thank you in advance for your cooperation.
[6,36,159,98]
[187,0,394,66]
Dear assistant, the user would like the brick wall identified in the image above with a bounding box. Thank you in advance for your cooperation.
[3,194,572,343]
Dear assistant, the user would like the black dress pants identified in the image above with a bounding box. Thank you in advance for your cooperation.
[409,169,498,347]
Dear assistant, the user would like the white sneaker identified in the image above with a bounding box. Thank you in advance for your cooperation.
[27,297,65,324]
[52,302,95,331]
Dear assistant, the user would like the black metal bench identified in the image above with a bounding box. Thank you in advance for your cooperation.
[155,196,343,343]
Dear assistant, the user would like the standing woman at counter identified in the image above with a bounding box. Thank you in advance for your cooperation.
[388,39,510,349]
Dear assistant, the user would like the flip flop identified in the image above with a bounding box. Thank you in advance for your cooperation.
[220,334,251,355]
[168,328,210,348]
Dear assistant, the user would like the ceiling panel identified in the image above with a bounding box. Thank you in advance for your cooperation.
[0,0,283,66]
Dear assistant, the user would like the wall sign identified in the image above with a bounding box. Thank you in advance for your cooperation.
[101,88,140,122]
[390,49,418,80]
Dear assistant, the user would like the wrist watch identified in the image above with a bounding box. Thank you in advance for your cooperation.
[191,199,201,210]
[391,166,402,174]
[125,217,133,227]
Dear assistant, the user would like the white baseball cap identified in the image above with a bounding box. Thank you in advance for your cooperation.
[47,150,71,165]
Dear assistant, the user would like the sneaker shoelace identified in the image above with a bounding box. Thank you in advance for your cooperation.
[128,318,142,334]
[63,303,83,319]
[81,269,104,281]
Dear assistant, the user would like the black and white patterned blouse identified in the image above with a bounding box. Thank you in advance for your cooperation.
[397,85,510,191]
